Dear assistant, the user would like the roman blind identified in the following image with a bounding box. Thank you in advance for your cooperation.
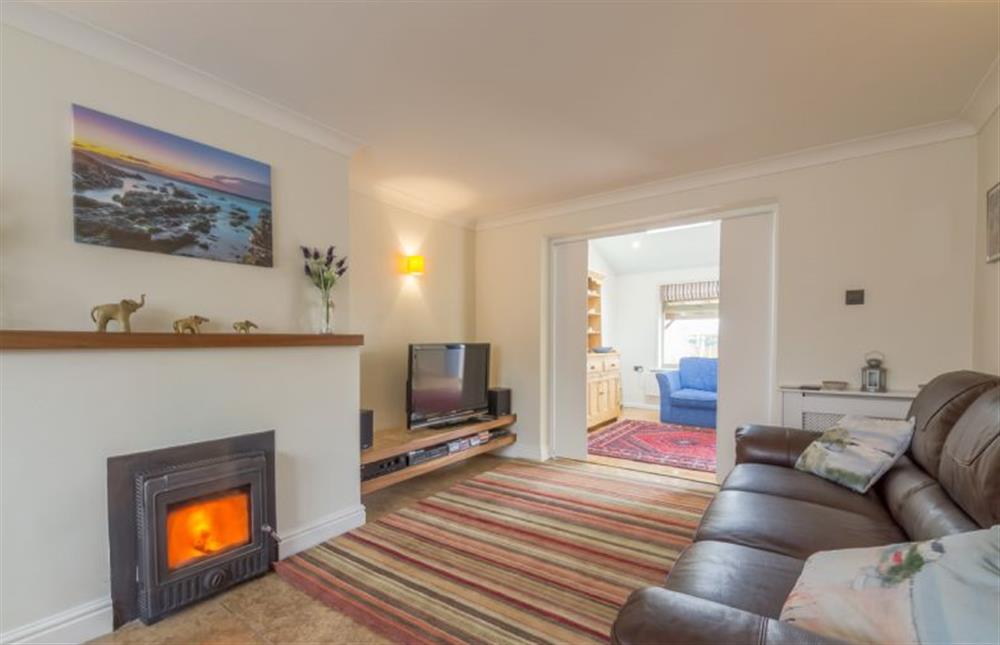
[661,280,720,321]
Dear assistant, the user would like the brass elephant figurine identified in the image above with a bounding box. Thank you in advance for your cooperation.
[91,294,145,332]
[173,315,210,334]
[232,320,258,334]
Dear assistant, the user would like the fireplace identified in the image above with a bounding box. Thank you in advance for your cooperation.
[108,432,276,626]
[164,487,251,571]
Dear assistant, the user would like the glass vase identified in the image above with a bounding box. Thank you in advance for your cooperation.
[318,290,334,334]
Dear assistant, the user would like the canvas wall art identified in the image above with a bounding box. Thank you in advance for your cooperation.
[72,105,273,266]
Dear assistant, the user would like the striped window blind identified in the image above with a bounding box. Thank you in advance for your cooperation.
[661,280,720,321]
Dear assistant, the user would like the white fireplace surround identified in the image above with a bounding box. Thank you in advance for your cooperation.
[0,346,363,644]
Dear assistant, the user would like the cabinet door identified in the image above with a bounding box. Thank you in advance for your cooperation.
[587,379,599,420]
[609,375,621,415]
[596,378,610,416]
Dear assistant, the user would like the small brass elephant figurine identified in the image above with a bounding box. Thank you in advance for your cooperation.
[232,320,258,334]
[91,294,145,332]
[173,315,210,334]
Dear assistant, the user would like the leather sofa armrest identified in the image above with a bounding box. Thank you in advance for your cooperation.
[611,587,838,645]
[735,424,818,467]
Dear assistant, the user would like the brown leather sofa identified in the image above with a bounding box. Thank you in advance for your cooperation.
[612,370,1000,644]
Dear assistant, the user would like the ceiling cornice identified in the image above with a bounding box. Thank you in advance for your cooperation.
[1,1,363,156]
[961,56,1000,132]
[350,182,475,230]
[476,119,976,231]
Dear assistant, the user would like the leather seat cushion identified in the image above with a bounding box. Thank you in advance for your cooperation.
[669,388,717,410]
[723,463,891,520]
[695,490,906,559]
[664,540,803,619]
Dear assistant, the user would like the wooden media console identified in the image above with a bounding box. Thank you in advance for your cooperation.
[360,415,517,494]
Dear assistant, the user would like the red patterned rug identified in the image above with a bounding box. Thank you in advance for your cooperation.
[588,419,716,472]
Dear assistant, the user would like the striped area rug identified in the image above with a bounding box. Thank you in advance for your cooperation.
[276,460,716,644]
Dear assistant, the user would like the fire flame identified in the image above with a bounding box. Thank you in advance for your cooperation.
[166,490,250,570]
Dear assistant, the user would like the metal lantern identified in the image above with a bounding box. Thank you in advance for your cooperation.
[861,351,887,393]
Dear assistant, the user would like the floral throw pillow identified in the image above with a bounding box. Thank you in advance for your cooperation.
[780,526,1000,644]
[794,415,914,493]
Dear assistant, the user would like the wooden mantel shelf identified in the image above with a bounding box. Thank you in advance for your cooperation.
[0,330,364,350]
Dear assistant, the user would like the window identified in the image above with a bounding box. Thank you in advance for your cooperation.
[661,315,719,368]
[659,281,719,368]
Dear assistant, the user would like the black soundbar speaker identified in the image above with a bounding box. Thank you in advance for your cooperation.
[360,409,373,451]
[488,387,511,417]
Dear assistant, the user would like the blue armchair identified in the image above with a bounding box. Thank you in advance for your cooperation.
[655,357,718,428]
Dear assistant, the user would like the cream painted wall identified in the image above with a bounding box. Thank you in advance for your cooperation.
[477,228,550,458]
[973,108,999,374]
[0,26,351,333]
[477,137,978,461]
[0,26,362,640]
[349,191,475,431]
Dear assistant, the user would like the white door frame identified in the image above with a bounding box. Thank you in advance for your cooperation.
[546,204,779,483]
[548,240,590,459]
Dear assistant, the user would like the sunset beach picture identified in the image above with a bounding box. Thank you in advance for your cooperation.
[72,105,273,266]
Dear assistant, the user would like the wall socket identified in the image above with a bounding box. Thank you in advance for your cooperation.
[845,289,865,305]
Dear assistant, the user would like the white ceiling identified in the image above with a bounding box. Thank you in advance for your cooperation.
[24,1,1000,222]
[590,221,720,276]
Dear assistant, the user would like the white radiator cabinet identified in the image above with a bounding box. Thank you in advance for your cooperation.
[779,387,918,431]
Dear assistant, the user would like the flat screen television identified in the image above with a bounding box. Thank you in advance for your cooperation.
[407,343,490,429]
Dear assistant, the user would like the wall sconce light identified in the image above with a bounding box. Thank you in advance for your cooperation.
[405,255,425,276]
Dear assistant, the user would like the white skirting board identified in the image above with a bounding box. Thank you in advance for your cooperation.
[0,597,112,645]
[622,401,659,411]
[0,504,367,645]
[497,440,547,462]
[278,504,367,559]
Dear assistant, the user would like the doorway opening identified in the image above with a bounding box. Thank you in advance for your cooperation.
[585,221,721,479]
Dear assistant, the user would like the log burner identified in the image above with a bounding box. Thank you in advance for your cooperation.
[107,431,276,626]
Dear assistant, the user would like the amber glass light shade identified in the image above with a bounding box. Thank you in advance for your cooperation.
[405,255,425,275]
